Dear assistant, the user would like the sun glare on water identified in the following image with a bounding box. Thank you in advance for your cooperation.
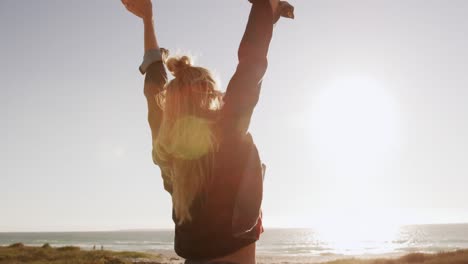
[312,209,403,255]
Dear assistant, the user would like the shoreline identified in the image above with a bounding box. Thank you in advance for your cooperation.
[1,244,468,264]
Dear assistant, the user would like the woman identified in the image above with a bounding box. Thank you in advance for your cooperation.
[122,0,293,263]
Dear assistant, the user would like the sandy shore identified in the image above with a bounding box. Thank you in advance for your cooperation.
[1,244,468,264]
[128,249,468,264]
[143,250,342,264]
[142,249,335,264]
[141,249,467,264]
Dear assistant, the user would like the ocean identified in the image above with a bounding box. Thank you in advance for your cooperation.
[1,224,468,261]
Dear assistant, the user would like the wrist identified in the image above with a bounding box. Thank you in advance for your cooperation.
[143,16,153,24]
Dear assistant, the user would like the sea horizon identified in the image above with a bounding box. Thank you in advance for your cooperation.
[2,221,468,233]
[2,223,468,262]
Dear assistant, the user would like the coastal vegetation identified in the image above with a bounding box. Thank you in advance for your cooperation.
[326,249,468,264]
[0,243,163,264]
[1,243,468,264]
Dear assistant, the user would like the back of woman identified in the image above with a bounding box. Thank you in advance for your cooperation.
[172,130,265,260]
[152,54,266,261]
[122,0,294,263]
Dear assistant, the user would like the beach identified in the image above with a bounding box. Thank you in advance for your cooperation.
[1,244,468,264]
[2,225,468,263]
[2,225,468,259]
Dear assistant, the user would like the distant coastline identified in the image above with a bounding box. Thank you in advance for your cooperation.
[1,224,468,260]
[1,244,468,264]
[3,222,468,233]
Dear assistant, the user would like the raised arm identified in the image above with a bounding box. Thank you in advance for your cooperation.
[122,0,168,142]
[122,0,172,193]
[220,0,275,136]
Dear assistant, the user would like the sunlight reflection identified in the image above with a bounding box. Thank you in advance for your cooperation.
[313,209,402,255]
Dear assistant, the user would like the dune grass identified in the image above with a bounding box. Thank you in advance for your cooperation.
[325,249,468,264]
[0,243,162,264]
[2,243,468,264]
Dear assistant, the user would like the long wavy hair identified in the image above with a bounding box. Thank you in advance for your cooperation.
[154,55,223,225]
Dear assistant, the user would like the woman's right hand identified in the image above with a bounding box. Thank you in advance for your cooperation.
[122,0,153,21]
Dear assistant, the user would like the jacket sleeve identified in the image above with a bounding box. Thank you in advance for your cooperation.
[140,49,172,193]
[220,0,274,136]
[141,48,168,142]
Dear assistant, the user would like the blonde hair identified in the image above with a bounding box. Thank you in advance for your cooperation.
[154,55,223,225]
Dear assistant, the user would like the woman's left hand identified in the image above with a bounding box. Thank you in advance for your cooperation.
[122,0,153,20]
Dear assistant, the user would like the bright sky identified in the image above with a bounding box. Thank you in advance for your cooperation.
[1,0,468,232]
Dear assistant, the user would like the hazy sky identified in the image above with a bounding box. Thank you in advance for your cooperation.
[1,0,468,232]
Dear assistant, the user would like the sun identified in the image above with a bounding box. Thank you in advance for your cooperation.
[310,75,399,162]
[307,74,401,207]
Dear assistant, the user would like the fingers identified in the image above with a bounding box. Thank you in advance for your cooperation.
[122,0,132,12]
[122,0,152,19]
[122,0,142,17]
[279,1,295,19]
[122,0,136,11]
